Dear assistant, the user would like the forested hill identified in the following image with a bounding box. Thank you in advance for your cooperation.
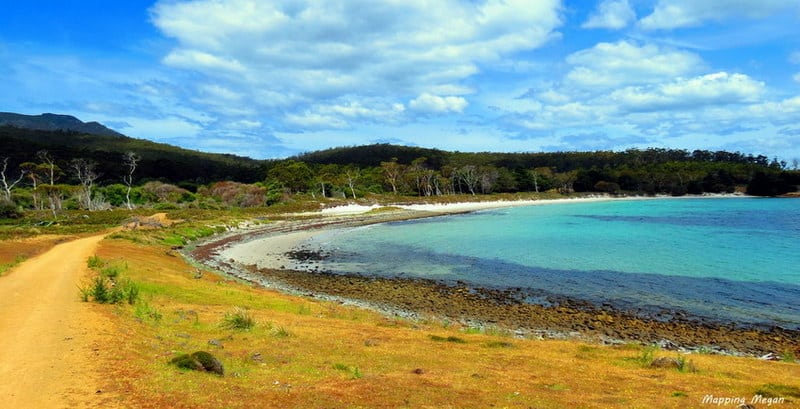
[295,143,781,171]
[292,143,798,196]
[0,125,266,186]
[0,112,125,137]
[1,121,797,197]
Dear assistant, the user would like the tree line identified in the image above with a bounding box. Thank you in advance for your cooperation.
[1,138,798,218]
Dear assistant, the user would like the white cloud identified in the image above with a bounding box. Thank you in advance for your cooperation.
[230,119,262,129]
[610,72,764,112]
[283,99,407,130]
[565,41,704,88]
[162,50,245,73]
[639,0,799,30]
[114,116,203,140]
[285,112,348,130]
[199,84,242,101]
[537,89,571,104]
[150,0,562,130]
[582,0,636,30]
[749,96,800,125]
[409,93,468,114]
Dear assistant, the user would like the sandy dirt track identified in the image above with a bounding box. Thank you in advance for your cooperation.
[0,233,118,409]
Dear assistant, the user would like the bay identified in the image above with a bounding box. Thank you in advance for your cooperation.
[300,197,800,329]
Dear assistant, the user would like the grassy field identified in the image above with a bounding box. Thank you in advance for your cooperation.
[2,204,799,408]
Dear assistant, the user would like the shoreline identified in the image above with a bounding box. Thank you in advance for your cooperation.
[185,194,799,357]
[220,193,751,271]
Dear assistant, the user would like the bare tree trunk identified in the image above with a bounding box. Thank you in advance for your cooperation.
[123,152,140,210]
[37,150,57,186]
[71,159,100,211]
[1,158,25,202]
[345,168,360,199]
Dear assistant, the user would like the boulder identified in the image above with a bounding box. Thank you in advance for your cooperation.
[170,351,225,376]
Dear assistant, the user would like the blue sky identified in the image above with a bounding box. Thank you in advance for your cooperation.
[2,0,800,161]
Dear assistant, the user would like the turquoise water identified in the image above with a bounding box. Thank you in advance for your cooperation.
[303,198,800,328]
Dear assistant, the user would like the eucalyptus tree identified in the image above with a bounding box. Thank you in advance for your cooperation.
[123,152,140,210]
[0,157,26,202]
[70,158,101,210]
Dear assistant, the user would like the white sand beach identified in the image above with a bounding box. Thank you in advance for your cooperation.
[220,196,619,271]
[319,195,620,216]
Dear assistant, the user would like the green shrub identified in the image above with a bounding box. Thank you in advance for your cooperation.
[134,300,162,322]
[87,255,104,269]
[220,307,255,330]
[90,276,111,303]
[780,350,797,363]
[270,325,292,338]
[101,265,122,280]
[80,276,140,305]
[635,346,657,367]
[0,200,22,219]
[124,280,140,305]
[333,363,362,379]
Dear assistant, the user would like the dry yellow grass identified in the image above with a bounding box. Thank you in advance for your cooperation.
[80,237,800,409]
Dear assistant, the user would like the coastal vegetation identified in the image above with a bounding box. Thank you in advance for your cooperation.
[1,126,798,221]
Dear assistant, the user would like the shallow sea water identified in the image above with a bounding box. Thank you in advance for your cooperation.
[299,198,800,329]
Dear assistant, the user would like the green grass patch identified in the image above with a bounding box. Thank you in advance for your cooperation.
[269,325,292,338]
[134,299,163,323]
[755,384,800,399]
[332,363,363,379]
[429,335,467,344]
[220,307,256,330]
[0,255,26,276]
[79,256,141,305]
[87,254,104,268]
[627,345,657,367]
[780,350,797,363]
[484,341,514,349]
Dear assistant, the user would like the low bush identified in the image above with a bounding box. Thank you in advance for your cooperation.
[220,307,255,330]
[170,351,224,376]
[79,257,141,305]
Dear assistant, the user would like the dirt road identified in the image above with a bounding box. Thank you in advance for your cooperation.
[0,233,118,408]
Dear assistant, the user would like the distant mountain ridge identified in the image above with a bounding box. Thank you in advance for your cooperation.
[0,113,266,186]
[0,112,125,137]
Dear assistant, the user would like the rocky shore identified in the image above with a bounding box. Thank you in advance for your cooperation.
[186,205,799,358]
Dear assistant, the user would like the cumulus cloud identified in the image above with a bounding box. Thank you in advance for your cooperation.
[284,99,407,130]
[114,116,204,139]
[610,72,764,112]
[565,41,704,88]
[499,37,782,150]
[163,50,245,73]
[639,0,799,30]
[582,0,636,30]
[150,0,562,129]
[749,96,800,126]
[409,93,468,114]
